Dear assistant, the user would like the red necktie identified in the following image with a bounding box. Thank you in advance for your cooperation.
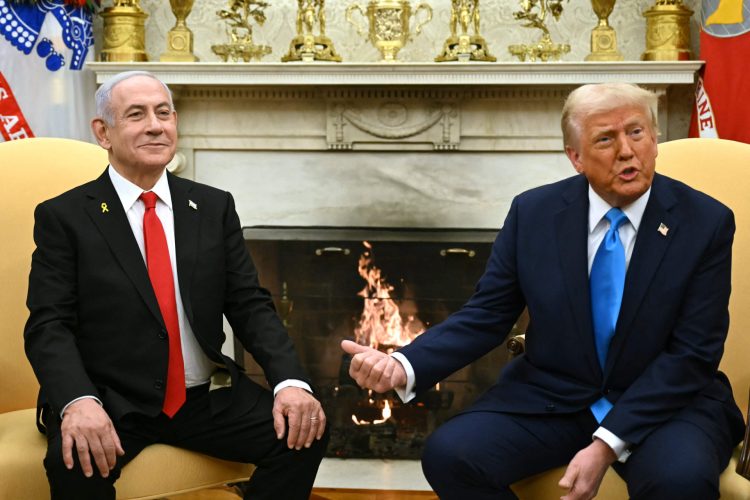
[140,191,186,417]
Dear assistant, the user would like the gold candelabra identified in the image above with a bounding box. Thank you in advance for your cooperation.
[282,0,342,62]
[435,0,496,62]
[211,0,272,62]
[508,0,570,62]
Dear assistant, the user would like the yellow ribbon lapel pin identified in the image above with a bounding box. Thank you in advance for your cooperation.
[101,202,109,214]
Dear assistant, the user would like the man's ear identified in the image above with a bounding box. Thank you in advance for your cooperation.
[565,145,584,174]
[91,118,111,150]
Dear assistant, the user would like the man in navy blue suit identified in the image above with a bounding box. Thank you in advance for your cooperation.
[342,83,745,499]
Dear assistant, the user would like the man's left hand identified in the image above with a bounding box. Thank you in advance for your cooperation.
[558,438,617,500]
[272,387,326,450]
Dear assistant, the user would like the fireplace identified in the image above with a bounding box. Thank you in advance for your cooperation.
[240,226,517,458]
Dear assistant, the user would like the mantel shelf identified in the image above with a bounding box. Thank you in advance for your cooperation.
[87,61,702,87]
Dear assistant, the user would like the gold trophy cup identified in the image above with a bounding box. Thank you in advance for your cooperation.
[160,0,199,61]
[585,0,623,61]
[641,0,693,60]
[346,0,433,62]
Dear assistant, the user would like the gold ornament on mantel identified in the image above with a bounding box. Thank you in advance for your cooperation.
[282,0,342,62]
[160,0,199,62]
[585,0,623,61]
[346,0,433,63]
[641,0,693,61]
[211,0,272,62]
[435,0,496,62]
[508,0,570,62]
[99,0,148,62]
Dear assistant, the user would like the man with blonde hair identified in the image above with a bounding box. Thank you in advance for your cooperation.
[343,83,744,499]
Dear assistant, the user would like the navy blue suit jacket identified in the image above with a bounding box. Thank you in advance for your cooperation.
[399,173,744,448]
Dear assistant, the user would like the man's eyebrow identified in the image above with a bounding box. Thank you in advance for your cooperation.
[122,102,171,114]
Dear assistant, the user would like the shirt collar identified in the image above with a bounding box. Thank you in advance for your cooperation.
[588,185,651,234]
[108,166,172,211]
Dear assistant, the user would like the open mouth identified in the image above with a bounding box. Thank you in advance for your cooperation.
[619,167,638,180]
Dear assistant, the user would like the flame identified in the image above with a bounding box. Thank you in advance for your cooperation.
[353,241,425,349]
[351,399,393,426]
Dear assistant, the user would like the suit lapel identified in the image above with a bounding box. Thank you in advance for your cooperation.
[555,176,601,377]
[168,173,199,325]
[606,175,677,375]
[84,170,164,326]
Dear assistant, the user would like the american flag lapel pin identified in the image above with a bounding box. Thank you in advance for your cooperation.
[657,223,669,236]
[188,200,198,210]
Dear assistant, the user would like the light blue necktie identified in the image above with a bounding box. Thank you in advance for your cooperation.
[589,207,628,423]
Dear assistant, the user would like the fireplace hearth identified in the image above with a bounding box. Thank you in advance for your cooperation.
[240,227,516,459]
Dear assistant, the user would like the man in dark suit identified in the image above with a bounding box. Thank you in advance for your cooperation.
[343,83,745,499]
[25,71,327,500]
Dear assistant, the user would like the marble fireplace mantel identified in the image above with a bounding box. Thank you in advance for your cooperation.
[88,61,700,87]
[86,62,701,230]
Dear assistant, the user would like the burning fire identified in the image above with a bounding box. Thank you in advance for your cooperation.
[353,241,425,350]
[352,399,393,426]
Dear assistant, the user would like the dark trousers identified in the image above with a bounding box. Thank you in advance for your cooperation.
[43,384,328,500]
[422,409,734,500]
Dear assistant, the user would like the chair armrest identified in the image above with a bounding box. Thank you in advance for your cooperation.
[506,334,526,357]
[738,387,750,480]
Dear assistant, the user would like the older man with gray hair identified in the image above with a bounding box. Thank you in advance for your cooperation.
[25,70,328,500]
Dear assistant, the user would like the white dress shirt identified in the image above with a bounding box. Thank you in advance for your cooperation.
[392,184,652,463]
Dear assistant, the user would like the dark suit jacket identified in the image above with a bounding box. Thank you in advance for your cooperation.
[25,170,309,427]
[399,173,744,448]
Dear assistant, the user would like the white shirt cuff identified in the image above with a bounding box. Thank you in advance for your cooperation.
[390,352,416,403]
[273,379,313,396]
[61,395,103,418]
[593,426,632,463]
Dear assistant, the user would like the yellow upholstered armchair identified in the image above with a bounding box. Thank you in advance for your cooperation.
[0,138,254,499]
[508,138,750,499]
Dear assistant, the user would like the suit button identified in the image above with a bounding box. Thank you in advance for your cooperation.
[154,380,164,390]
[545,403,556,412]
[604,388,611,395]
[158,329,167,340]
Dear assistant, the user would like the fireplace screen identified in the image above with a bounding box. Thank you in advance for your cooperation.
[241,227,514,459]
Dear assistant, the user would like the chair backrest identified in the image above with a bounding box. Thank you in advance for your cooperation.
[656,138,750,418]
[0,138,107,414]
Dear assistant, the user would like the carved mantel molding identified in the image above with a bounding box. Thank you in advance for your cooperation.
[87,61,700,153]
[87,61,701,88]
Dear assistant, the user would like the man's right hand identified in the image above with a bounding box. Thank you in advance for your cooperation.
[61,398,124,478]
[341,340,407,393]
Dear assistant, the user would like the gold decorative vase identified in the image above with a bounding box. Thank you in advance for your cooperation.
[435,0,496,62]
[641,0,693,60]
[346,0,433,62]
[99,0,148,62]
[282,0,342,62]
[160,0,199,61]
[585,0,623,61]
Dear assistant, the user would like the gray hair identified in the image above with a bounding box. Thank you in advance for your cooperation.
[561,83,659,149]
[95,71,174,126]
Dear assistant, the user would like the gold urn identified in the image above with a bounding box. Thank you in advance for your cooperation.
[346,0,433,62]
[642,0,693,61]
[99,0,148,62]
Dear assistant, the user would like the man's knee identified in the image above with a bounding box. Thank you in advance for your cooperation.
[44,436,118,500]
